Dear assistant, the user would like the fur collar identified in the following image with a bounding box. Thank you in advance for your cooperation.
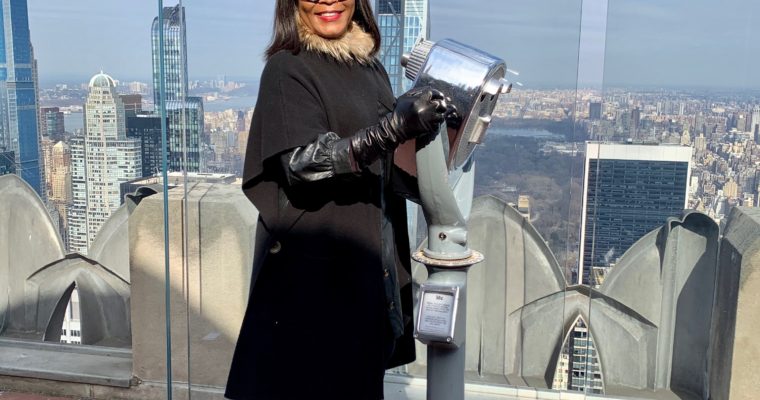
[297,13,374,65]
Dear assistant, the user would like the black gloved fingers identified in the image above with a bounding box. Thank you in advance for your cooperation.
[433,99,448,114]
[429,89,445,101]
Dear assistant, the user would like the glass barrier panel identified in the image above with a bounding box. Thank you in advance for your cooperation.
[0,0,174,398]
[584,0,759,398]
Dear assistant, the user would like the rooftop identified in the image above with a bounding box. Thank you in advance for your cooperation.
[1,174,758,399]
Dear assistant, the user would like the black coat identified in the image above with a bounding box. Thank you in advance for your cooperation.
[225,49,416,400]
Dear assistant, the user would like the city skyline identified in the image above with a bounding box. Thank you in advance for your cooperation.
[26,0,760,89]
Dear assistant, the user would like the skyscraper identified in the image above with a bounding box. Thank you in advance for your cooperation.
[0,0,43,196]
[166,97,203,171]
[723,178,738,199]
[48,141,71,248]
[40,107,65,140]
[68,73,142,255]
[401,0,429,91]
[589,102,602,120]
[152,5,203,172]
[631,107,641,137]
[376,0,429,95]
[566,317,604,394]
[120,94,143,117]
[579,142,691,285]
[751,107,760,142]
[376,0,405,95]
[152,5,187,109]
[0,151,15,176]
[126,111,166,177]
[734,113,747,132]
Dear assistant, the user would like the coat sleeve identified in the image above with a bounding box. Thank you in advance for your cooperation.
[241,52,332,231]
[243,52,329,183]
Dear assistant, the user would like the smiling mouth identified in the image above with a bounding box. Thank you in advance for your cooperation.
[316,10,343,21]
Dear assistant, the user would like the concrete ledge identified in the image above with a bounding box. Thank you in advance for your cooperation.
[0,339,132,388]
[0,370,677,400]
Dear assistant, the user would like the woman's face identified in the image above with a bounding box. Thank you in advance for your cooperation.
[298,0,356,39]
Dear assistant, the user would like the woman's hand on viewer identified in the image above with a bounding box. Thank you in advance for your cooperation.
[281,87,449,182]
[339,86,448,171]
[384,87,447,142]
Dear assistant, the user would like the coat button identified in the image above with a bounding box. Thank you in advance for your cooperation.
[388,301,395,311]
[383,269,390,278]
[269,241,282,254]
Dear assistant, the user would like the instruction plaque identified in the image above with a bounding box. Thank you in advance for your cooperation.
[415,285,460,345]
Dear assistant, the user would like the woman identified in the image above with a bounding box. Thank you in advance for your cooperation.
[225,0,446,398]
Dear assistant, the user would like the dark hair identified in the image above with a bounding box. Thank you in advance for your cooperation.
[266,0,381,60]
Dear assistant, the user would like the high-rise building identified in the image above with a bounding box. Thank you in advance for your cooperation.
[151,5,203,172]
[401,0,428,91]
[0,151,15,175]
[120,94,143,117]
[735,113,747,132]
[166,97,203,171]
[152,5,187,108]
[40,137,55,196]
[68,73,142,255]
[723,178,738,199]
[694,133,707,153]
[579,142,691,285]
[752,107,760,143]
[376,0,405,95]
[40,107,65,140]
[59,288,81,344]
[48,142,71,204]
[589,102,602,120]
[375,0,429,95]
[126,112,166,177]
[566,318,604,394]
[631,107,641,137]
[680,129,691,146]
[48,141,71,248]
[0,0,43,196]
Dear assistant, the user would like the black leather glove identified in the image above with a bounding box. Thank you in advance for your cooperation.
[341,86,447,170]
[279,87,447,185]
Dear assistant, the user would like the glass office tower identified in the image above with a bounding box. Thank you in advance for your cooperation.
[0,151,14,175]
[376,0,405,95]
[375,0,430,95]
[166,97,203,172]
[579,142,692,285]
[0,0,42,196]
[151,5,188,108]
[126,112,167,177]
[401,0,428,91]
[151,5,202,172]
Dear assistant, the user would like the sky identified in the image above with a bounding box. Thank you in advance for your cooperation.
[28,0,760,89]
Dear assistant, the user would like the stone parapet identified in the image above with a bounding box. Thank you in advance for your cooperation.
[710,207,760,400]
[130,183,257,390]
